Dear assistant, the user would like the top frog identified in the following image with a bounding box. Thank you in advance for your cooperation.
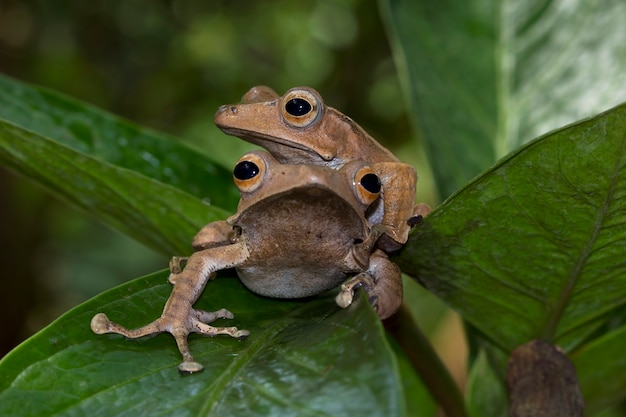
[215,86,429,251]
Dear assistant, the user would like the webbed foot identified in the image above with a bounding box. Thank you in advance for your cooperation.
[335,272,376,309]
[92,242,252,373]
[335,249,403,319]
[91,307,249,373]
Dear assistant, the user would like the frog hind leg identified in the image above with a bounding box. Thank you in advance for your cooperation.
[91,241,251,374]
[335,249,402,320]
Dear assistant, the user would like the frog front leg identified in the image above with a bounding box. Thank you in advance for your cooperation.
[336,249,402,320]
[169,220,236,284]
[91,241,250,374]
[192,220,238,250]
[372,161,419,251]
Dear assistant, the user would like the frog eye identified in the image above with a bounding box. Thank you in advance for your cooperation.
[233,153,266,192]
[355,167,381,206]
[281,88,322,128]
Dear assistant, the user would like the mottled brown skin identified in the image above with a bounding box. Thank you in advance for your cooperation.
[91,151,403,373]
[215,86,431,251]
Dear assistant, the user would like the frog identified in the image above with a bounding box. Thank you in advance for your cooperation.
[91,150,403,373]
[214,86,431,252]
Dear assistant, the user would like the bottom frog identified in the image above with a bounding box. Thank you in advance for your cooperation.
[91,150,405,373]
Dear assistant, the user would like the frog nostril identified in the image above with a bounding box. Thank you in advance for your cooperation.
[230,106,238,114]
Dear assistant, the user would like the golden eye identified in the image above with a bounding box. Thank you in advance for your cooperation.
[355,167,381,206]
[281,88,322,128]
[233,153,266,192]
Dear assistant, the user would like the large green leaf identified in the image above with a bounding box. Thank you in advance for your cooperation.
[0,73,239,210]
[0,271,404,417]
[0,75,247,255]
[397,101,626,356]
[381,0,626,198]
[0,121,224,255]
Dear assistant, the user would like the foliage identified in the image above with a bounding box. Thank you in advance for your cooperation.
[0,273,404,416]
[1,0,626,416]
[384,0,626,199]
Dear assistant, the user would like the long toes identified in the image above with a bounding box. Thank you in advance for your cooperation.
[216,308,235,320]
[194,308,234,323]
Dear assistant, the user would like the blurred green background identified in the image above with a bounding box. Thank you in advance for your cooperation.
[0,0,436,356]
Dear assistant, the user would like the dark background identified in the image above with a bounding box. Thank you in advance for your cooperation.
[0,0,433,356]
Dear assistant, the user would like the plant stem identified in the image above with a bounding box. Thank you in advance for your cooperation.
[385,304,469,417]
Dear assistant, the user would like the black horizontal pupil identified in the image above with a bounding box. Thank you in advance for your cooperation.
[285,98,312,116]
[233,161,260,180]
[360,173,381,194]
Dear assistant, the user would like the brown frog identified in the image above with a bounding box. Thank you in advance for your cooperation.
[214,86,431,251]
[91,150,402,373]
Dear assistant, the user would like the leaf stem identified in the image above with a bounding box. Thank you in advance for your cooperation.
[385,304,469,417]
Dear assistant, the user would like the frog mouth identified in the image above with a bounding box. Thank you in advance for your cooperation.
[214,104,335,162]
[224,128,333,163]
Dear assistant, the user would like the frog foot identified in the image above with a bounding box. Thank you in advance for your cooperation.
[91,307,250,374]
[335,272,376,309]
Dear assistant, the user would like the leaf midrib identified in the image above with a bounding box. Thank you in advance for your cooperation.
[197,303,333,417]
[540,136,626,342]
[494,0,516,159]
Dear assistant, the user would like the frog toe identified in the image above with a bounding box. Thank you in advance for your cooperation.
[190,308,248,339]
[335,290,354,309]
[191,319,249,341]
[368,294,380,311]
[90,313,111,334]
[193,307,235,323]
[335,272,375,309]
[235,329,250,339]
[178,361,204,374]
[90,312,166,339]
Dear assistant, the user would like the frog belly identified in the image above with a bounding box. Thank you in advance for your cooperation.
[236,265,349,298]
[233,187,368,298]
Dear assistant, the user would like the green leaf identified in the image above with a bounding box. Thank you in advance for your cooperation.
[572,324,626,415]
[0,121,225,255]
[381,0,626,198]
[0,75,248,255]
[465,350,507,417]
[396,102,626,354]
[0,271,404,417]
[0,73,239,211]
[390,338,438,417]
